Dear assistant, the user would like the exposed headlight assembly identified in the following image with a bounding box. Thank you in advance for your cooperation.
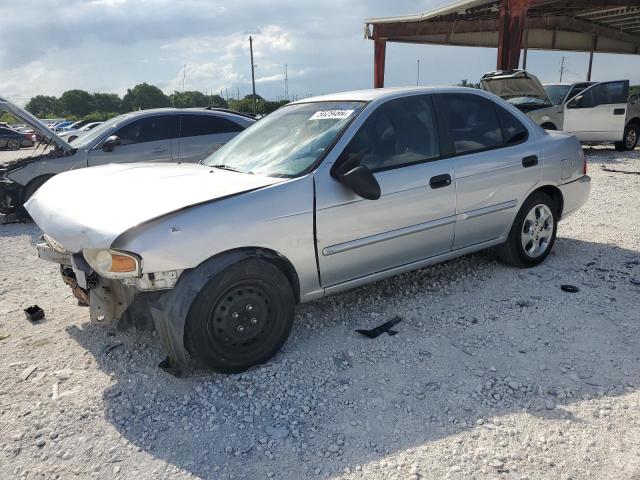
[83,249,142,279]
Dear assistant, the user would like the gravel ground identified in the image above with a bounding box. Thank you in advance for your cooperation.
[1,148,639,480]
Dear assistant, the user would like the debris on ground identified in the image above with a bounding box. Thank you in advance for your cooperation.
[560,284,580,293]
[355,316,402,338]
[24,305,45,322]
[19,365,37,381]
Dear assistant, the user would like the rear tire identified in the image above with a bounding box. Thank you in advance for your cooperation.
[7,139,20,150]
[541,122,557,131]
[184,258,295,373]
[497,191,558,268]
[614,122,639,151]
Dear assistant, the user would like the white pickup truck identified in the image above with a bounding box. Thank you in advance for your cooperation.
[481,70,640,151]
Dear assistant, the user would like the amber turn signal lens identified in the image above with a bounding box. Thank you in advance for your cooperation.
[110,253,137,273]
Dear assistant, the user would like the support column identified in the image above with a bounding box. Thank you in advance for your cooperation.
[497,0,531,70]
[587,36,597,81]
[374,38,386,88]
[522,24,529,70]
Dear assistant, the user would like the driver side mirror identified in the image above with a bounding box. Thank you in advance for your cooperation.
[101,135,121,152]
[333,163,381,200]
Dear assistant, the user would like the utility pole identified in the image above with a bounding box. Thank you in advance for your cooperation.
[225,88,229,102]
[416,59,420,86]
[249,36,257,114]
[559,56,566,82]
[284,64,289,100]
[182,64,186,91]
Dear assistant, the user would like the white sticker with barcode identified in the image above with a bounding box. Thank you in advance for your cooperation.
[309,109,354,120]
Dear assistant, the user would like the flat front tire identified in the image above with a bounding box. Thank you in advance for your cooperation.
[184,258,295,373]
[497,191,558,268]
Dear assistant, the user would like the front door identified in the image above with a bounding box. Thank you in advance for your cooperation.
[315,94,456,287]
[563,81,629,142]
[88,114,178,166]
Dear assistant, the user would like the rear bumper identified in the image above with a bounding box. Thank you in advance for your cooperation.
[558,175,591,220]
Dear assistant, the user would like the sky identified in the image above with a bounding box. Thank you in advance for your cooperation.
[1,0,639,105]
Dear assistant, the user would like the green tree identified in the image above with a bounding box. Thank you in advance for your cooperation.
[92,93,122,114]
[59,90,95,116]
[457,79,481,89]
[206,94,228,109]
[122,83,170,111]
[170,90,208,108]
[25,95,60,117]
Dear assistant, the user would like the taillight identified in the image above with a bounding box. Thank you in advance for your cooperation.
[30,134,36,142]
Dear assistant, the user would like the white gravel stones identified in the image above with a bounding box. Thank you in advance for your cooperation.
[0,148,639,480]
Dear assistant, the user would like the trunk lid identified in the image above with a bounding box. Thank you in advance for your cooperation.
[25,162,283,252]
[0,96,72,151]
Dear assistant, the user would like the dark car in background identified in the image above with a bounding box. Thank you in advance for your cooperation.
[0,126,35,150]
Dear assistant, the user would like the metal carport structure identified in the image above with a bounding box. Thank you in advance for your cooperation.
[365,0,640,87]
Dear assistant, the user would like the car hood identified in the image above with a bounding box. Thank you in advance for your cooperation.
[25,162,283,252]
[480,71,551,105]
[0,97,72,151]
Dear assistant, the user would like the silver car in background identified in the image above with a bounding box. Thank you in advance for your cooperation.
[28,86,591,373]
[0,99,255,214]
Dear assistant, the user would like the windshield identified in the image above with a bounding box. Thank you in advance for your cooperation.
[72,114,130,148]
[544,85,571,105]
[202,101,365,177]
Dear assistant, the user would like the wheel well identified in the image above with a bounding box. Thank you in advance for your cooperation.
[22,174,55,203]
[626,117,640,129]
[205,247,301,304]
[540,122,557,131]
[534,185,564,219]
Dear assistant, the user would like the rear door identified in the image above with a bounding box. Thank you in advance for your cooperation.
[563,81,629,141]
[175,113,245,163]
[87,114,178,166]
[435,93,540,249]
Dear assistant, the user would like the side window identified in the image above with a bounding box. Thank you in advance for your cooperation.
[496,106,528,145]
[339,95,440,172]
[114,115,178,145]
[0,128,11,134]
[591,81,629,105]
[440,94,502,154]
[180,114,244,138]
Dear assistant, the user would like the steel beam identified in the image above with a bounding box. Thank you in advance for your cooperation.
[374,38,386,88]
[497,0,532,70]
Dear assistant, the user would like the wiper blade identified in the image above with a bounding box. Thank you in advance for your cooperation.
[208,164,249,174]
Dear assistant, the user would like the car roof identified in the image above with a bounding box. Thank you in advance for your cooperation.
[124,107,254,122]
[290,86,474,104]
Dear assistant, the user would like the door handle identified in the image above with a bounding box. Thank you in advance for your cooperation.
[522,155,538,168]
[613,108,626,115]
[429,174,452,189]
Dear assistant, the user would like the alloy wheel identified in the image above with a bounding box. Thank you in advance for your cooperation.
[520,204,554,258]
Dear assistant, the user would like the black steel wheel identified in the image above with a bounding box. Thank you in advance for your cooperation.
[184,258,295,373]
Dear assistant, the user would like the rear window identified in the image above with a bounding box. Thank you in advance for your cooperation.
[180,114,244,137]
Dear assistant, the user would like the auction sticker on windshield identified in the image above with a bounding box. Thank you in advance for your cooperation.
[309,109,355,120]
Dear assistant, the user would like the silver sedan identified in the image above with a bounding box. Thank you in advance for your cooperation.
[28,86,591,373]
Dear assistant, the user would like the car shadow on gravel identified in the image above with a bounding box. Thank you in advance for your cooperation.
[64,237,640,479]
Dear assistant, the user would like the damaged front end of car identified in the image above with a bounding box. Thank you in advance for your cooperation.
[36,234,184,339]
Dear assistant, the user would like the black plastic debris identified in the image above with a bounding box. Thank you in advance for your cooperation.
[356,316,402,339]
[24,305,45,322]
[560,284,580,293]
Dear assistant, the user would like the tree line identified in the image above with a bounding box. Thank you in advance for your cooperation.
[21,83,290,122]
